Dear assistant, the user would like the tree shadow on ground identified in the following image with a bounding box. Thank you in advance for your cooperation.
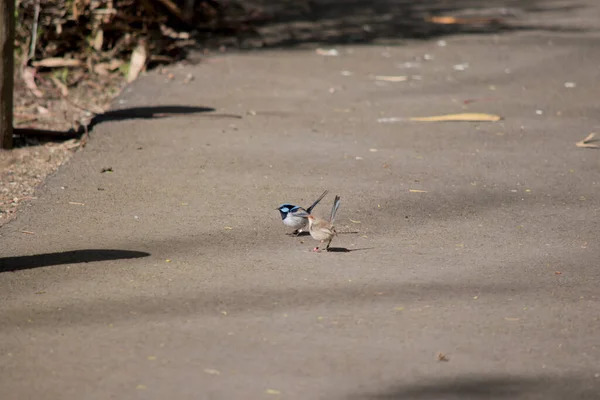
[0,249,150,273]
[354,374,600,399]
[0,279,528,328]
[13,105,241,143]
[198,0,590,49]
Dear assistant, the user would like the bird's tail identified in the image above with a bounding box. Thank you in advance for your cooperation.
[306,190,329,214]
[329,195,341,224]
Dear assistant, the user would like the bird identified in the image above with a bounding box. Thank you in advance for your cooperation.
[304,195,341,252]
[276,190,329,235]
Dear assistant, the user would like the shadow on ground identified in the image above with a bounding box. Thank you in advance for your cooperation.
[0,249,151,273]
[13,105,239,143]
[354,375,600,399]
[199,0,590,49]
[0,279,541,328]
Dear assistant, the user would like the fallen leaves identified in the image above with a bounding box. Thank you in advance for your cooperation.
[203,368,221,375]
[426,16,503,26]
[377,113,502,123]
[315,48,339,56]
[409,113,502,122]
[31,58,83,68]
[93,59,124,76]
[374,75,407,82]
[51,77,69,97]
[437,352,449,362]
[409,189,428,193]
[127,40,148,83]
[22,67,43,98]
[575,133,598,149]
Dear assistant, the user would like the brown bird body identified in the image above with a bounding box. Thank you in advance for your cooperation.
[307,195,340,252]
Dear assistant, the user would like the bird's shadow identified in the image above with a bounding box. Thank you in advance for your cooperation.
[326,247,374,253]
[287,231,310,237]
[288,231,360,237]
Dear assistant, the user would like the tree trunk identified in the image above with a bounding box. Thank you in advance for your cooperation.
[0,0,15,150]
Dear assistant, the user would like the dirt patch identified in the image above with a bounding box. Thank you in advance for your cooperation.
[1,69,124,228]
[0,141,78,226]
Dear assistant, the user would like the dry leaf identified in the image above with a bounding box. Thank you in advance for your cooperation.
[575,132,598,149]
[22,67,43,98]
[349,218,362,224]
[51,77,69,97]
[203,368,221,375]
[409,113,502,122]
[409,189,428,193]
[504,317,520,321]
[93,29,104,51]
[94,60,123,76]
[374,75,407,82]
[68,202,85,205]
[31,58,83,68]
[316,48,339,56]
[377,117,404,123]
[437,352,449,362]
[128,41,148,83]
[266,389,281,395]
[36,106,50,115]
[426,16,502,25]
[160,24,191,40]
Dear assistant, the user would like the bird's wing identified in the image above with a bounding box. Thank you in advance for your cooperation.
[289,206,309,217]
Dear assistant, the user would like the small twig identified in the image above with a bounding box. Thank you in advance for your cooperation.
[29,0,41,61]
[153,0,188,24]
[576,132,599,149]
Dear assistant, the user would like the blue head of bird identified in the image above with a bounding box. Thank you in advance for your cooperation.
[276,204,296,220]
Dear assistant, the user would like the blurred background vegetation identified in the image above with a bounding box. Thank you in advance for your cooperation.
[10,0,566,142]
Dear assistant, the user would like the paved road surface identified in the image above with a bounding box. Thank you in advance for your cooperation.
[1,1,600,399]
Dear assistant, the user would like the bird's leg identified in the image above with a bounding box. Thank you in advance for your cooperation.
[313,240,324,252]
[325,238,333,251]
[293,229,301,236]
